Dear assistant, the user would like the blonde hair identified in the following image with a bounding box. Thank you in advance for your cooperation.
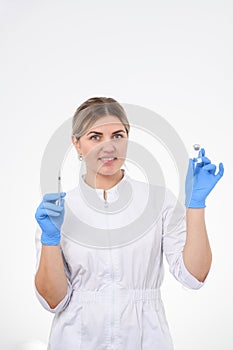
[72,97,130,140]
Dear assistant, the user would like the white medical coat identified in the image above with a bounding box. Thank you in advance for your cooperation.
[34,169,206,350]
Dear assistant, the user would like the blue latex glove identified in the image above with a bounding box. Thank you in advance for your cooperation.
[35,192,66,245]
[185,148,224,208]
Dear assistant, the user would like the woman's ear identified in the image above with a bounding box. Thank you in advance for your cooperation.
[71,135,82,153]
[71,134,77,145]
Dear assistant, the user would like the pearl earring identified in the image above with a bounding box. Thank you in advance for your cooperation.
[79,154,83,161]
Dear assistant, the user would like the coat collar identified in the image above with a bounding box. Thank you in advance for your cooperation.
[79,169,129,203]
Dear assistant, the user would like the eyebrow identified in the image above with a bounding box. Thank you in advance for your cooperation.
[86,129,126,136]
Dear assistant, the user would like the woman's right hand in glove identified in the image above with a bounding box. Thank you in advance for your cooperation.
[35,192,66,245]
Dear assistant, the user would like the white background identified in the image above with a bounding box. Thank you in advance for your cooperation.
[1,0,232,349]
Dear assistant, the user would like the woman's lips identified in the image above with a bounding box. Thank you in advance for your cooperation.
[98,157,117,164]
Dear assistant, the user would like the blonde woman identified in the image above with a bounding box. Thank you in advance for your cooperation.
[34,97,224,350]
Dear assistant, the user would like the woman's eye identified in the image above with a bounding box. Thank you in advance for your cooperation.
[113,134,123,139]
[90,135,100,140]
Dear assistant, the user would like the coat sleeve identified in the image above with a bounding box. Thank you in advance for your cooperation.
[162,187,208,290]
[34,224,73,313]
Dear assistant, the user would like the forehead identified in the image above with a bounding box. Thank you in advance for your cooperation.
[88,115,124,130]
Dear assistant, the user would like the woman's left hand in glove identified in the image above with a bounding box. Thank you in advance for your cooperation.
[185,148,224,208]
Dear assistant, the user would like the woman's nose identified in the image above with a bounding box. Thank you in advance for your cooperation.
[100,139,116,150]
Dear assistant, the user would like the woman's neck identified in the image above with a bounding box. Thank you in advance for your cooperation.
[84,169,124,190]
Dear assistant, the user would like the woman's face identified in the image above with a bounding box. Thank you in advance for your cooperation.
[72,115,128,176]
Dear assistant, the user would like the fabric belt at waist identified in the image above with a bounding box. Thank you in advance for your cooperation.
[72,288,161,304]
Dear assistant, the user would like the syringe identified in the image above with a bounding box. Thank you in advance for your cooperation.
[56,168,61,206]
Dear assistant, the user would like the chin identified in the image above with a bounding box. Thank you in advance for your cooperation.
[97,167,121,176]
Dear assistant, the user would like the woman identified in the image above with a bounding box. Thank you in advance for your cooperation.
[34,97,224,350]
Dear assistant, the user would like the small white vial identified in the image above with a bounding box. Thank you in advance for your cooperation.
[193,144,202,163]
